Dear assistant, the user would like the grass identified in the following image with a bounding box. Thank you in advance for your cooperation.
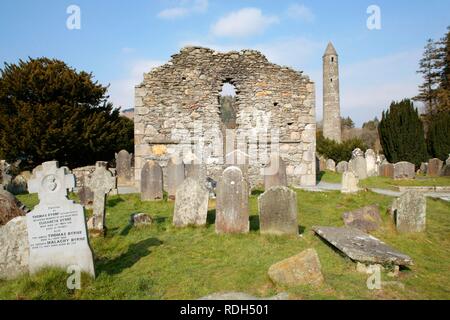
[319,171,450,191]
[0,189,449,300]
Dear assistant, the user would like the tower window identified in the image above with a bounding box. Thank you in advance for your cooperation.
[331,57,334,62]
[330,78,333,83]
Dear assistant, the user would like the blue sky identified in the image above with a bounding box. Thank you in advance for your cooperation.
[1,0,449,126]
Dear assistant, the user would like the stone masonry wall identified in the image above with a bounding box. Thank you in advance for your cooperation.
[134,47,316,188]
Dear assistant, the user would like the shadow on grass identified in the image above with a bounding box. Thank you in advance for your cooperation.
[107,197,125,208]
[120,214,168,236]
[96,238,162,276]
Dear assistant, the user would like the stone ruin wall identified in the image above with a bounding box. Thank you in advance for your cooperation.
[134,46,316,189]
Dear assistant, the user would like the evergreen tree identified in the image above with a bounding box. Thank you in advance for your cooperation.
[378,99,428,166]
[414,39,442,116]
[427,111,450,160]
[437,26,450,111]
[0,58,133,170]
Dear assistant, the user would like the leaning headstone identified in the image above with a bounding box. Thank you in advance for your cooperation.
[86,161,116,235]
[341,171,359,194]
[379,162,394,178]
[342,205,382,232]
[0,216,29,280]
[26,161,95,277]
[167,156,185,200]
[326,159,336,172]
[264,154,288,190]
[336,161,348,173]
[215,167,249,234]
[365,149,378,177]
[427,158,443,177]
[313,226,413,267]
[391,190,426,233]
[141,160,163,201]
[394,162,415,179]
[349,156,367,179]
[258,186,298,236]
[173,178,209,228]
[116,150,133,186]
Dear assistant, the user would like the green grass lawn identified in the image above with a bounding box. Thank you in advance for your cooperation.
[319,171,450,191]
[1,189,449,300]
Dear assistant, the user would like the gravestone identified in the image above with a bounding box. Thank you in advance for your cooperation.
[116,150,133,186]
[365,149,378,177]
[141,160,163,201]
[441,164,450,177]
[349,156,367,179]
[379,162,394,178]
[319,157,327,172]
[326,159,336,172]
[0,189,27,226]
[392,190,426,233]
[336,161,348,173]
[173,178,209,227]
[342,205,382,232]
[215,167,249,234]
[258,186,298,236]
[167,156,185,200]
[394,162,415,179]
[77,175,94,209]
[341,171,359,194]
[264,154,288,190]
[86,161,116,235]
[419,162,428,175]
[352,148,364,159]
[26,161,95,277]
[313,226,413,267]
[447,156,450,166]
[0,216,29,280]
[427,158,443,177]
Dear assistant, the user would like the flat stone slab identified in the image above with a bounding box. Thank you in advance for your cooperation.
[199,292,289,300]
[313,226,413,266]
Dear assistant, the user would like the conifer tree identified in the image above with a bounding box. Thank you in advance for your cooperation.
[427,111,450,160]
[378,99,428,166]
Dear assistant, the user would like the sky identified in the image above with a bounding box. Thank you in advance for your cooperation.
[1,0,449,126]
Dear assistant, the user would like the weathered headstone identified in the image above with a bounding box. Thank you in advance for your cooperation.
[215,167,249,234]
[141,160,163,201]
[394,162,415,179]
[379,162,394,178]
[342,205,382,232]
[0,216,29,280]
[341,171,359,194]
[365,149,378,177]
[0,189,28,226]
[349,156,368,179]
[419,162,428,175]
[258,186,298,236]
[264,154,288,190]
[26,161,95,277]
[173,178,209,227]
[313,226,413,266]
[319,157,327,172]
[441,164,450,177]
[86,161,116,235]
[167,156,185,200]
[131,213,153,227]
[392,190,426,233]
[352,148,364,159]
[326,159,336,172]
[427,158,443,177]
[77,175,94,209]
[268,249,324,287]
[116,150,133,186]
[336,161,348,173]
[446,156,450,166]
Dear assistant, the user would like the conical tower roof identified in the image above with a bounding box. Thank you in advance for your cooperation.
[323,42,338,56]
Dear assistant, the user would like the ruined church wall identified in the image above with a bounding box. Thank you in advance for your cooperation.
[134,46,316,189]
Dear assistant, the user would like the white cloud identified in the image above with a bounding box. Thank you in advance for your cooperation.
[287,4,315,22]
[109,60,164,109]
[211,8,279,38]
[158,0,208,19]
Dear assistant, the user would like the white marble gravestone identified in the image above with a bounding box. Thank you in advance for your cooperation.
[27,161,95,277]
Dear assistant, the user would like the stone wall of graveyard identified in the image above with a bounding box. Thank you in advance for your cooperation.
[134,47,316,188]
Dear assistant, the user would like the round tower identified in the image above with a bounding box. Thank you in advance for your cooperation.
[323,42,342,143]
